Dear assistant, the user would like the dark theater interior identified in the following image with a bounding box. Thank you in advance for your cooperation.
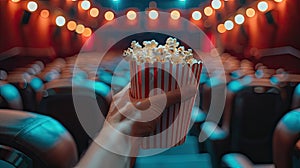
[0,0,300,168]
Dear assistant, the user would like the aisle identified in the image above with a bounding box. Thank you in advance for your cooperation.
[134,136,212,168]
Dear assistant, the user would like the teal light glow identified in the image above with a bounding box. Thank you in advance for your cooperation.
[199,73,208,84]
[23,117,67,149]
[281,109,300,133]
[222,154,245,168]
[73,70,88,80]
[228,80,244,93]
[241,75,252,85]
[201,122,227,140]
[230,70,241,79]
[94,81,111,97]
[73,79,111,97]
[111,76,129,87]
[45,71,60,82]
[98,71,113,84]
[255,69,264,78]
[270,76,279,85]
[30,77,43,91]
[206,77,222,87]
[0,84,20,101]
[191,107,206,122]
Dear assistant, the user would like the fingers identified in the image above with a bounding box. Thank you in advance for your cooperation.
[135,84,197,110]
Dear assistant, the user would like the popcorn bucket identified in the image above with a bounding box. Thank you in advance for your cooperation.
[130,61,202,148]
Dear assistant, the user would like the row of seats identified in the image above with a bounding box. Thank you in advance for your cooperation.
[189,53,300,167]
[0,54,299,168]
[0,56,129,157]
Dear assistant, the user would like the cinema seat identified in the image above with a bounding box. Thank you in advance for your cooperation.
[221,109,300,168]
[0,109,78,168]
[38,78,111,156]
[273,108,300,168]
[7,74,44,111]
[201,79,285,168]
[291,84,300,109]
[0,81,23,110]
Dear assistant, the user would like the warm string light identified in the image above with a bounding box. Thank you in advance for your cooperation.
[83,27,92,37]
[27,1,38,12]
[204,6,213,16]
[211,0,222,10]
[76,24,85,34]
[40,10,49,18]
[55,16,66,27]
[217,24,226,33]
[224,20,234,30]
[20,0,281,35]
[81,0,91,10]
[246,8,256,18]
[257,1,269,12]
[67,21,77,31]
[192,11,202,21]
[234,14,245,25]
[89,8,99,17]
[148,10,159,20]
[104,11,115,21]
[127,10,137,20]
[170,10,180,20]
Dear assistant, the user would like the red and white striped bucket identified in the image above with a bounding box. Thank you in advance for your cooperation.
[130,61,202,148]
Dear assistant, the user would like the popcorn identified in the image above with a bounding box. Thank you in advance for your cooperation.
[123,37,200,65]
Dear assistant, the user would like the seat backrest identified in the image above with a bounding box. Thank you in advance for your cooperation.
[225,80,284,163]
[273,108,300,168]
[291,84,300,109]
[0,109,78,168]
[38,79,111,156]
[8,75,44,111]
[0,81,23,110]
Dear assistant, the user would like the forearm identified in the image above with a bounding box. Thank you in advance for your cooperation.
[75,126,134,168]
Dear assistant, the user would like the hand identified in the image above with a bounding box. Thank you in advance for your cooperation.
[76,84,197,168]
[105,84,197,137]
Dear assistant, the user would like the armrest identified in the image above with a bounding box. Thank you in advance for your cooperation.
[222,153,275,168]
[200,122,230,168]
[201,121,227,141]
[222,153,254,168]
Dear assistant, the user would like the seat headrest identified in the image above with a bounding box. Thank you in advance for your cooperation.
[0,109,78,168]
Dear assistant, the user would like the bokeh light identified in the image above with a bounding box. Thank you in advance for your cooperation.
[217,24,226,33]
[55,16,66,27]
[257,1,269,12]
[204,6,213,16]
[170,10,180,20]
[192,11,202,20]
[11,0,21,2]
[81,0,91,10]
[40,9,49,18]
[82,27,92,37]
[224,20,234,30]
[211,0,222,10]
[274,0,283,2]
[246,8,256,17]
[149,10,159,20]
[27,1,38,12]
[127,10,137,20]
[89,8,99,17]
[67,21,77,31]
[234,14,245,25]
[104,11,115,21]
[76,24,85,34]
